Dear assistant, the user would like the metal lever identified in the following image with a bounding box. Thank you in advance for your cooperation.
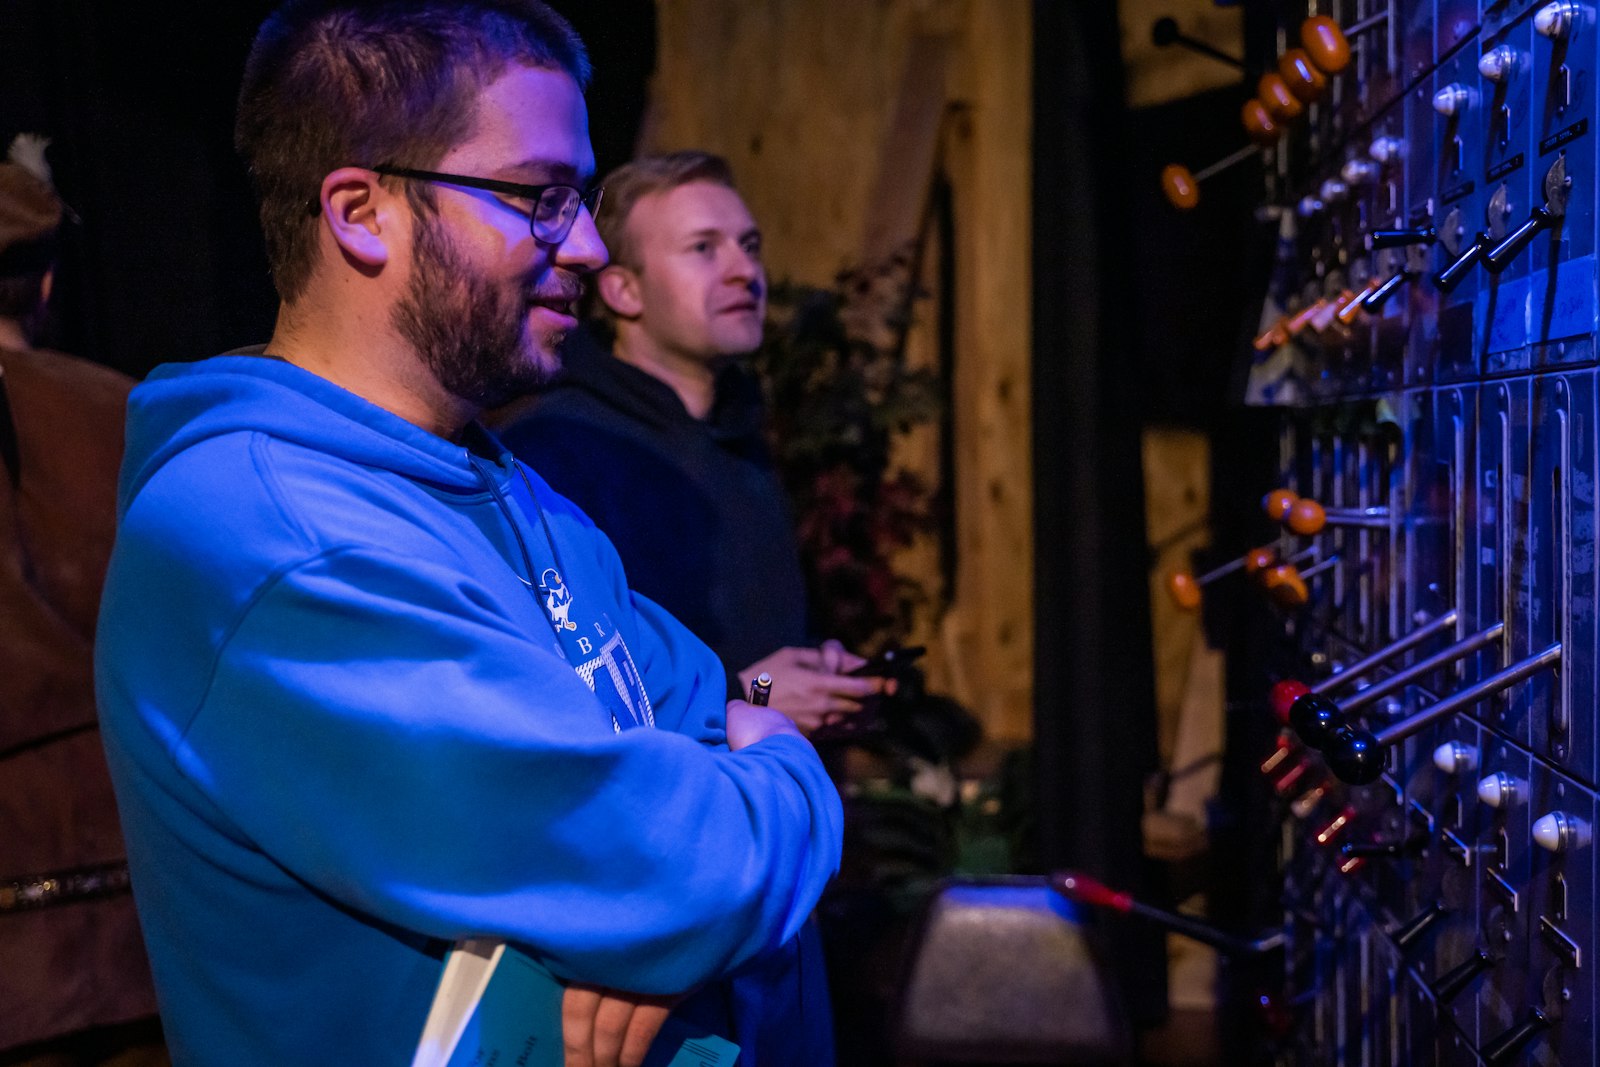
[1368,226,1436,250]
[1482,1009,1551,1066]
[1484,156,1571,273]
[1433,232,1492,292]
[1391,901,1449,953]
[1320,644,1562,784]
[1340,833,1426,859]
[1430,950,1493,1002]
[1362,269,1417,311]
[1288,621,1504,744]
[1483,208,1556,273]
[1150,17,1246,70]
[1049,871,1285,957]
[1271,610,1462,722]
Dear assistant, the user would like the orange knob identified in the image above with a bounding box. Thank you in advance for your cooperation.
[1285,301,1324,334]
[1161,163,1200,210]
[1263,489,1299,522]
[1301,16,1352,74]
[1286,498,1327,536]
[1167,571,1203,610]
[1242,98,1283,146]
[1335,280,1380,325]
[1258,73,1305,123]
[1262,565,1310,607]
[1279,48,1328,102]
[1243,546,1278,577]
[1310,291,1353,333]
[1253,318,1290,351]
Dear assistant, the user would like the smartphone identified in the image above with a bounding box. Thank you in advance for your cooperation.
[847,645,925,677]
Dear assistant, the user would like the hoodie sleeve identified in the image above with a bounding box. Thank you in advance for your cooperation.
[171,542,842,994]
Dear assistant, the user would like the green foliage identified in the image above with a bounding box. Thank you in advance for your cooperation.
[750,268,943,649]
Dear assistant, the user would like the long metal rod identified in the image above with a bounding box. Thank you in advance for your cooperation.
[1375,644,1562,748]
[1312,610,1460,697]
[1321,506,1393,528]
[1341,622,1505,714]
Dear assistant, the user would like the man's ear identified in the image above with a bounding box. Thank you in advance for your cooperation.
[596,264,644,320]
[318,167,394,269]
[38,268,53,308]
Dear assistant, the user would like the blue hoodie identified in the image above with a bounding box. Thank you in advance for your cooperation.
[95,355,843,1066]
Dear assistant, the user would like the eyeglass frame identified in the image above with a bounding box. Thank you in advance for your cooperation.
[368,164,604,245]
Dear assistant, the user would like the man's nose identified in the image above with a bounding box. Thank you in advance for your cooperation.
[555,206,608,273]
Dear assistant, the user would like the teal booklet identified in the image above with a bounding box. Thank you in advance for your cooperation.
[410,939,739,1067]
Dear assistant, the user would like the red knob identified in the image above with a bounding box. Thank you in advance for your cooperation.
[1270,680,1311,724]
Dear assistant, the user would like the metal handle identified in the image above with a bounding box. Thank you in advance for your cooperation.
[1308,610,1461,698]
[1483,1009,1551,1066]
[1361,269,1417,311]
[1392,902,1448,953]
[1433,232,1491,292]
[1368,226,1436,250]
[1483,208,1554,273]
[1430,950,1493,1002]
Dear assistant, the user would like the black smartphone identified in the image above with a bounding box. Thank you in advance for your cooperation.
[846,645,925,677]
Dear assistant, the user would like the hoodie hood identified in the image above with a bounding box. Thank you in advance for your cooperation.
[120,354,513,515]
[548,326,765,444]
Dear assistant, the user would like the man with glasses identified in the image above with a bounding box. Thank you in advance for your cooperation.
[95,3,842,1066]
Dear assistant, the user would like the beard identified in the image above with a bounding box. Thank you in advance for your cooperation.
[391,214,565,410]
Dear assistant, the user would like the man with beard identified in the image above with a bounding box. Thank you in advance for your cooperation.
[93,4,843,1067]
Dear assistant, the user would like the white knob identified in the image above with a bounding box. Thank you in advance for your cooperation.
[1434,83,1472,117]
[1533,811,1591,853]
[1477,772,1518,809]
[1535,1,1582,39]
[1320,178,1350,203]
[1341,158,1381,186]
[1478,46,1518,83]
[1369,136,1405,164]
[1298,195,1325,218]
[1433,741,1479,774]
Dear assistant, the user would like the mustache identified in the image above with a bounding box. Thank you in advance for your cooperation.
[526,274,586,304]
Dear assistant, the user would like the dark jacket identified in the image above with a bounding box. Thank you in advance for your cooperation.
[0,345,158,1051]
[497,328,810,687]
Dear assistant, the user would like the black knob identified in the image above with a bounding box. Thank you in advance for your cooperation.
[1289,693,1343,750]
[1430,950,1493,1003]
[1361,269,1417,311]
[1432,232,1491,292]
[1151,16,1180,46]
[1392,901,1448,953]
[1483,208,1554,273]
[1368,227,1436,250]
[1483,1009,1551,1067]
[1326,724,1385,784]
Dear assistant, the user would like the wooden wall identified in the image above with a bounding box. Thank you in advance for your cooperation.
[644,0,1035,742]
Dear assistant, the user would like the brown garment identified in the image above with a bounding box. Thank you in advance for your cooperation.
[0,345,159,1052]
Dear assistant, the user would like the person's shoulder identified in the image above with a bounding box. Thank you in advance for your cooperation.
[3,345,132,411]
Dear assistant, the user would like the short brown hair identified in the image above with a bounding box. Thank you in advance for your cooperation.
[595,151,737,271]
[236,0,590,303]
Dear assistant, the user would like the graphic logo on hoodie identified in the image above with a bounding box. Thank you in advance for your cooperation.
[539,567,577,631]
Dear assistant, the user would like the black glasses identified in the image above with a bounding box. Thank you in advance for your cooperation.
[371,165,603,244]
